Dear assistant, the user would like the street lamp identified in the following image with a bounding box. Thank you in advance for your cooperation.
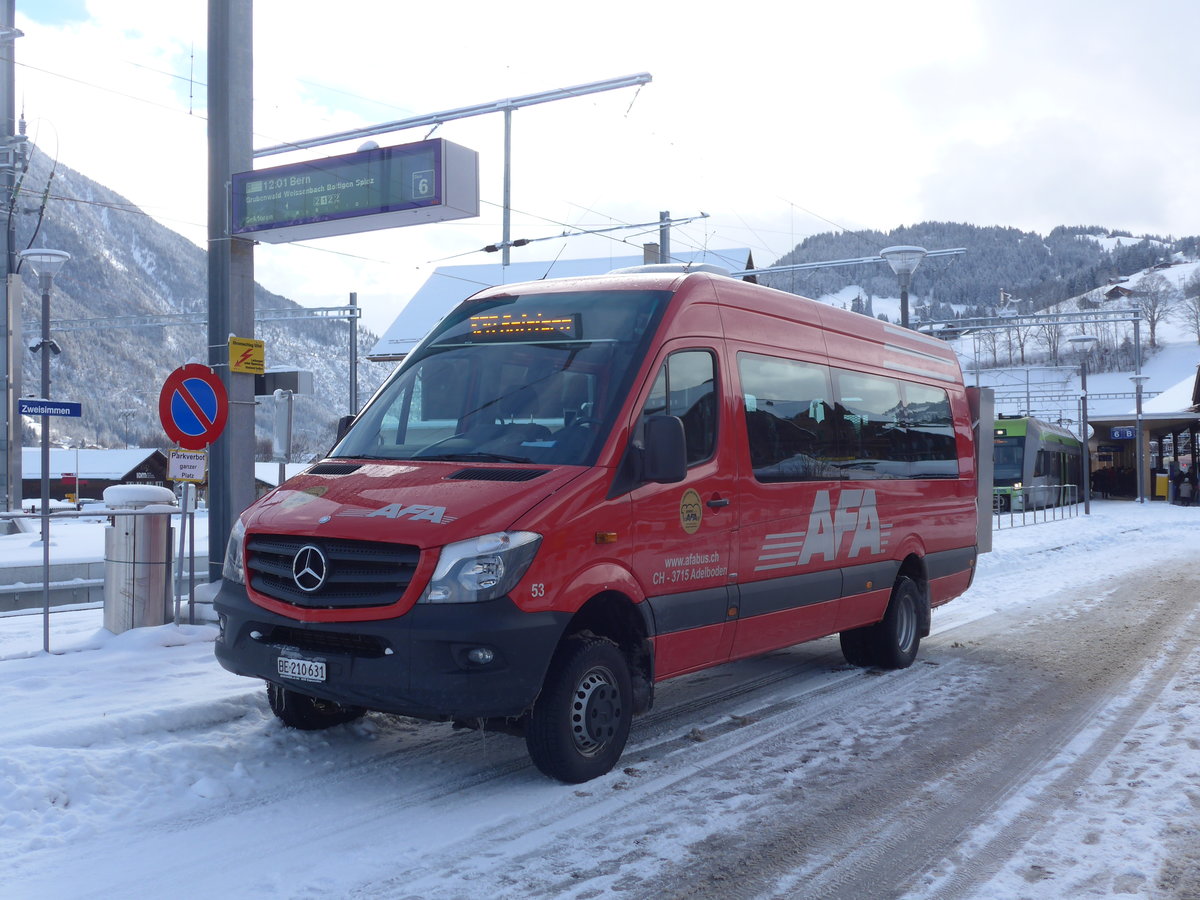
[19,247,69,655]
[1069,335,1098,514]
[880,245,927,329]
[1130,374,1150,504]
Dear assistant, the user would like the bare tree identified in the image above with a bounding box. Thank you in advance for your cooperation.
[1007,316,1033,365]
[1038,322,1065,365]
[977,329,999,366]
[1135,272,1178,348]
[1180,270,1200,345]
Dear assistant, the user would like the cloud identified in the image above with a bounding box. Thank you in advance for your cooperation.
[12,0,1200,337]
[917,119,1179,235]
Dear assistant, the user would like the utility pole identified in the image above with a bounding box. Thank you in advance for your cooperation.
[207,0,256,579]
[658,210,671,263]
[1,2,23,512]
[349,292,359,415]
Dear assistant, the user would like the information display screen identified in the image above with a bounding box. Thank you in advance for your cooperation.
[468,313,581,342]
[232,139,478,242]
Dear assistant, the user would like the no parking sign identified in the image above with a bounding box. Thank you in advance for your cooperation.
[159,364,228,450]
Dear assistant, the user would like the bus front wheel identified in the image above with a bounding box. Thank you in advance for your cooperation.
[526,636,632,784]
[266,682,364,731]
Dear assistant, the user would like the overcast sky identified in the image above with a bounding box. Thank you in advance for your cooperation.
[14,0,1200,336]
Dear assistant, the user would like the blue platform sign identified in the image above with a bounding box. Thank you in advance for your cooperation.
[1110,426,1137,440]
[19,398,81,418]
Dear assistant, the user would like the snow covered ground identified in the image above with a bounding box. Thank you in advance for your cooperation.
[2,499,1198,899]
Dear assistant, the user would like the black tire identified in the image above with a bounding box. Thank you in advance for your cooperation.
[838,627,874,667]
[838,576,922,670]
[525,637,633,784]
[266,682,364,731]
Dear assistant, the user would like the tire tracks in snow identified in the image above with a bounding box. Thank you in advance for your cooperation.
[625,567,1200,900]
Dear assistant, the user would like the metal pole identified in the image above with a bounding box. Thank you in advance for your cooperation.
[1,0,14,514]
[899,277,911,329]
[187,489,196,625]
[1135,380,1145,503]
[501,106,512,268]
[273,388,294,487]
[658,210,670,263]
[1080,358,1091,515]
[38,275,50,651]
[6,273,20,512]
[253,73,652,158]
[207,0,255,581]
[174,483,187,625]
[348,292,358,415]
[1133,319,1145,504]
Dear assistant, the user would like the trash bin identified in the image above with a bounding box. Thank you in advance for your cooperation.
[103,485,177,634]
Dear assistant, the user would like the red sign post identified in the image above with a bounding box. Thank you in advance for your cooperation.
[159,364,229,450]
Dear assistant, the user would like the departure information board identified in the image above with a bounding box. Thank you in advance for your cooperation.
[232,139,478,243]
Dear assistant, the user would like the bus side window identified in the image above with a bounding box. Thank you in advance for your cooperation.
[833,371,903,472]
[737,352,837,482]
[640,350,717,466]
[902,382,958,474]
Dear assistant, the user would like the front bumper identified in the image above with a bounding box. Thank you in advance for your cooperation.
[213,579,569,720]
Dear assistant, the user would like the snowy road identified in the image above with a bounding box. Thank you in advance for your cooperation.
[2,501,1199,899]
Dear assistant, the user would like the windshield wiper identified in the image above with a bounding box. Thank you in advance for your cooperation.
[415,452,535,464]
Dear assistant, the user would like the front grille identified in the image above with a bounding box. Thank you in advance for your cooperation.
[446,467,549,482]
[247,535,420,609]
[259,624,389,658]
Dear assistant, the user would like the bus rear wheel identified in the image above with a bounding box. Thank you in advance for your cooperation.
[526,636,632,784]
[838,576,922,670]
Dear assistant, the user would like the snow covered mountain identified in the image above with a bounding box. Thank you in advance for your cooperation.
[14,145,388,457]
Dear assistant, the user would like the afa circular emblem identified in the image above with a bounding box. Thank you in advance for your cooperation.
[679,488,703,535]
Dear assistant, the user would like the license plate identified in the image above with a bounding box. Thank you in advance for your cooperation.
[277,655,326,683]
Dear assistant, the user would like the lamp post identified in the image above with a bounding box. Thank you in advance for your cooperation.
[19,247,69,654]
[880,245,927,329]
[1069,335,1098,514]
[1130,373,1149,503]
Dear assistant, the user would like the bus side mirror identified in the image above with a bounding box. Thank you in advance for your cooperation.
[335,415,355,443]
[643,415,687,484]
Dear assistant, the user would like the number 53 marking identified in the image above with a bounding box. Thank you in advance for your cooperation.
[531,583,546,598]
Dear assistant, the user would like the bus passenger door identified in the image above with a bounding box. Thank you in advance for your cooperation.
[728,351,842,659]
[631,345,738,679]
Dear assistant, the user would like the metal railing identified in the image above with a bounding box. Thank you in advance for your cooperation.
[992,484,1081,529]
[0,504,205,652]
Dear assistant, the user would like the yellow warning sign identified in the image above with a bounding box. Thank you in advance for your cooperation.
[229,337,265,375]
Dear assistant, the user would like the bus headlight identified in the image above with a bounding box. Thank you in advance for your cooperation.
[222,517,247,584]
[420,531,542,604]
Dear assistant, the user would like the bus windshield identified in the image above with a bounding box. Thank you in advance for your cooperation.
[994,436,1024,485]
[333,289,670,466]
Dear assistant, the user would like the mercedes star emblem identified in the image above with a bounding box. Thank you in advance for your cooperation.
[292,545,328,592]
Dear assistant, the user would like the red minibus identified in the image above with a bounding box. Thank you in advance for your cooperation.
[215,266,985,783]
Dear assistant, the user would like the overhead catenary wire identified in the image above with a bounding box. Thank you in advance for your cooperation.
[14,50,884,292]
